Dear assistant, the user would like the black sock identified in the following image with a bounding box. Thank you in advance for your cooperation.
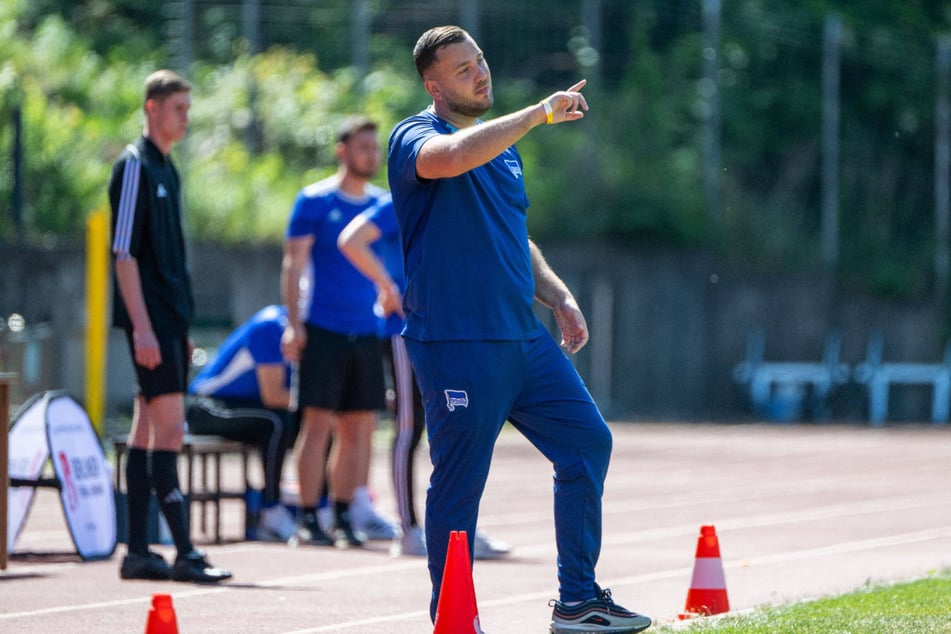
[124,448,151,555]
[151,450,194,558]
[300,505,317,525]
[334,499,351,526]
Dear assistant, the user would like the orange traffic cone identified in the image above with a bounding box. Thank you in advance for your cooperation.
[679,525,730,619]
[433,530,485,634]
[145,593,179,634]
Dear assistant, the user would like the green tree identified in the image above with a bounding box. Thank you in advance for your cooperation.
[5,0,951,300]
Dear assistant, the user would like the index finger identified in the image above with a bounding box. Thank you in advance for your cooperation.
[567,79,587,93]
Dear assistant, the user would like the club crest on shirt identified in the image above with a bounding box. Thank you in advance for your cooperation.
[329,209,343,223]
[157,184,168,198]
[444,389,469,412]
[504,159,522,178]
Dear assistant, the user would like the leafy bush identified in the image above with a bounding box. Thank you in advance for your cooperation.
[2,1,950,301]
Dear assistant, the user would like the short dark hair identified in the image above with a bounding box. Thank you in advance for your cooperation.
[144,70,191,104]
[337,115,377,144]
[413,25,470,77]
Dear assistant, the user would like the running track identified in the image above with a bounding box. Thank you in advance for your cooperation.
[2,422,949,632]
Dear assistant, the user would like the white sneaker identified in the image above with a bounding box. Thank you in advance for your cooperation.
[392,526,427,557]
[352,508,400,540]
[473,531,511,560]
[348,487,399,539]
[350,486,376,517]
[257,504,297,541]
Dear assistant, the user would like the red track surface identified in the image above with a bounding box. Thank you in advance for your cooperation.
[2,421,950,633]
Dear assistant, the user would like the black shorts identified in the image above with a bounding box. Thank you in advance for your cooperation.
[297,324,385,412]
[124,331,190,400]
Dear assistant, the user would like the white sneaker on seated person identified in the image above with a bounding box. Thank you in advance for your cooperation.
[257,504,297,542]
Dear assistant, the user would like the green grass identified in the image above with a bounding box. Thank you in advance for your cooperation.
[654,570,951,633]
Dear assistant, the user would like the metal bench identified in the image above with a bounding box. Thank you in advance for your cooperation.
[733,331,850,421]
[113,434,251,543]
[852,334,951,427]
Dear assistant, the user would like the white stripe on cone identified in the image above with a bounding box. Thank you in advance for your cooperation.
[689,558,727,589]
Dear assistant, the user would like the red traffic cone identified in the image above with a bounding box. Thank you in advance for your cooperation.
[433,530,485,634]
[679,525,730,619]
[145,593,179,634]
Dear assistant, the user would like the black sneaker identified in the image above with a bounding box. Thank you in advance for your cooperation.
[119,550,171,580]
[549,585,651,633]
[288,515,334,547]
[170,550,233,583]
[333,511,366,548]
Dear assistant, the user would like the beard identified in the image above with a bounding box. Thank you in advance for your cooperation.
[348,163,379,180]
[445,84,494,118]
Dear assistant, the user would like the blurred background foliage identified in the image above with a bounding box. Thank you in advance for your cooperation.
[1,1,951,299]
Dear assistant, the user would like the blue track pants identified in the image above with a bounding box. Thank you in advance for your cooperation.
[405,334,613,621]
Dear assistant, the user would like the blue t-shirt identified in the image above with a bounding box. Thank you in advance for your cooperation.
[188,305,289,403]
[285,176,386,335]
[362,194,405,338]
[387,108,544,341]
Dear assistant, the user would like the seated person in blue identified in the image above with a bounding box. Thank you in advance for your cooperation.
[187,304,298,541]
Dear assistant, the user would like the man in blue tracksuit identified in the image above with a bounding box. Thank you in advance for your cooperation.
[387,25,651,634]
[337,194,427,554]
[339,194,514,559]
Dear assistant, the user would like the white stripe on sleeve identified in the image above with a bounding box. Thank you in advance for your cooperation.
[112,146,141,259]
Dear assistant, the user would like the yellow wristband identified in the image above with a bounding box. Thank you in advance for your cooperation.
[541,100,554,124]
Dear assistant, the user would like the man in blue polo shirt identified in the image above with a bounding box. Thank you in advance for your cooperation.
[388,26,651,633]
[281,116,389,548]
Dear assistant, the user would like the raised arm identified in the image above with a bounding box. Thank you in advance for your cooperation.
[338,215,403,318]
[417,80,589,180]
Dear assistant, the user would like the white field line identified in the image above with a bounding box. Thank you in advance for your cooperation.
[0,559,424,621]
[2,493,947,626]
[284,526,951,633]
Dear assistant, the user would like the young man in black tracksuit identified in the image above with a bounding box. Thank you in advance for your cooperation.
[109,69,230,583]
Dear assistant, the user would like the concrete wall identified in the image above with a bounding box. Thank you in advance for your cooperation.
[1,239,944,423]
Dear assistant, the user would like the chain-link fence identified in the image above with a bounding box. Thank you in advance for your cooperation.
[0,315,57,407]
[152,1,950,301]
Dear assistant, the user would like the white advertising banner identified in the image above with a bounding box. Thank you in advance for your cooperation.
[6,394,50,552]
[6,391,116,560]
[44,393,116,560]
